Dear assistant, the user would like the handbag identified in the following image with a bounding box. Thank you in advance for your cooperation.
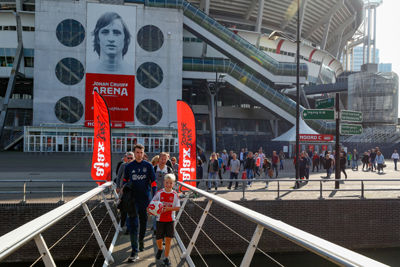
[382,163,386,168]
[241,171,247,179]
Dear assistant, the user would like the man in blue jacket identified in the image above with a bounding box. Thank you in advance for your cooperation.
[123,144,157,262]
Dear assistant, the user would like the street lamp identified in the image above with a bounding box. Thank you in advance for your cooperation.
[207,73,225,153]
[295,0,300,188]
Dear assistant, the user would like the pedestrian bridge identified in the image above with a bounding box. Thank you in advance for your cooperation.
[0,181,390,267]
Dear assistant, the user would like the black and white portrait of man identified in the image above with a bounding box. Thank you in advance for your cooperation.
[86,4,136,75]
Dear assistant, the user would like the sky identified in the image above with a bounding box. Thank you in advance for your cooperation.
[375,0,400,117]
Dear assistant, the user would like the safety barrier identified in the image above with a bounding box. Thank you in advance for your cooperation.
[176,181,389,266]
[0,181,120,266]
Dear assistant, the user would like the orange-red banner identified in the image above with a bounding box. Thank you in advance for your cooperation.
[177,100,196,189]
[91,91,112,185]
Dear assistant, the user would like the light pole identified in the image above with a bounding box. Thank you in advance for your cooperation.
[207,73,225,153]
[295,0,300,187]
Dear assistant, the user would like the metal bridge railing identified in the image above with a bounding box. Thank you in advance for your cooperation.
[0,181,120,266]
[175,181,389,267]
[184,178,400,200]
[0,179,104,203]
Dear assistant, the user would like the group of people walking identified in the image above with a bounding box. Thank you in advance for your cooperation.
[115,145,180,266]
[197,147,286,190]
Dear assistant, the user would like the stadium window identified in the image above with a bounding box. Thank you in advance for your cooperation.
[6,56,14,66]
[0,57,6,67]
[137,25,164,52]
[24,57,34,67]
[22,26,29,31]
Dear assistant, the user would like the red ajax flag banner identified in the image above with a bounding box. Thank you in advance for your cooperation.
[91,91,112,185]
[177,100,196,189]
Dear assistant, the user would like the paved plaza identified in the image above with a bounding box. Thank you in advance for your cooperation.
[0,152,399,202]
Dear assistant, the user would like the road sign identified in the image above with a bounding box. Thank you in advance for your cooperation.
[340,124,363,135]
[299,134,334,142]
[315,98,334,109]
[302,109,335,120]
[341,110,363,122]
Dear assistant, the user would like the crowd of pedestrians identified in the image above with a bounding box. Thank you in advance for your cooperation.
[197,147,286,190]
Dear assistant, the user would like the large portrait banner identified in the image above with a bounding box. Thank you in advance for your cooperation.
[85,3,136,126]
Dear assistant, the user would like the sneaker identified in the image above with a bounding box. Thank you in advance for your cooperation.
[128,253,139,262]
[156,249,163,260]
[265,185,269,189]
[163,257,171,267]
[227,187,231,190]
[139,240,144,251]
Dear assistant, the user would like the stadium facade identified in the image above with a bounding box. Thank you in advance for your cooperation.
[0,0,398,154]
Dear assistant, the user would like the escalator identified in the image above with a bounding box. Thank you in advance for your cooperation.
[143,0,334,133]
[183,57,335,134]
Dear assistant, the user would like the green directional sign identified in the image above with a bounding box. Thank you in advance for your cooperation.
[315,98,335,109]
[341,110,363,122]
[302,109,335,120]
[340,124,363,135]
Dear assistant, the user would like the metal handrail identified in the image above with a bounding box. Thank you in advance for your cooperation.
[177,181,389,267]
[0,181,115,262]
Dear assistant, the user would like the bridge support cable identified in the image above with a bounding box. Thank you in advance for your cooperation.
[181,207,237,266]
[188,198,283,266]
[33,234,56,267]
[29,200,106,267]
[83,203,114,265]
[101,192,121,232]
[176,221,205,267]
[183,199,212,260]
[68,210,110,267]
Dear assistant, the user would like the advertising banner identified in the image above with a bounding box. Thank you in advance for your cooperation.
[91,91,112,185]
[85,3,136,126]
[177,100,196,190]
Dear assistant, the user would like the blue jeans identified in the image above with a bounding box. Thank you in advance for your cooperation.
[208,172,217,189]
[246,169,254,185]
[351,159,358,170]
[128,204,148,254]
[326,167,332,178]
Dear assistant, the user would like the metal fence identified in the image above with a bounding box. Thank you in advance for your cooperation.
[0,181,120,266]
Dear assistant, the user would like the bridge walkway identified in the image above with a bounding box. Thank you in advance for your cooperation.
[111,223,189,267]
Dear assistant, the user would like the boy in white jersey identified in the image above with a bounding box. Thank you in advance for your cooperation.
[149,173,180,266]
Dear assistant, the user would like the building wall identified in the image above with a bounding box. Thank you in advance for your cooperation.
[348,71,399,125]
[33,0,87,126]
[33,0,182,128]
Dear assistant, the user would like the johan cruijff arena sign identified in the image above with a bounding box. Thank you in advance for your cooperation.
[85,3,136,126]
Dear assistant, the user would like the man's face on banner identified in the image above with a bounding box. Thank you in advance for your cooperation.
[98,19,125,58]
